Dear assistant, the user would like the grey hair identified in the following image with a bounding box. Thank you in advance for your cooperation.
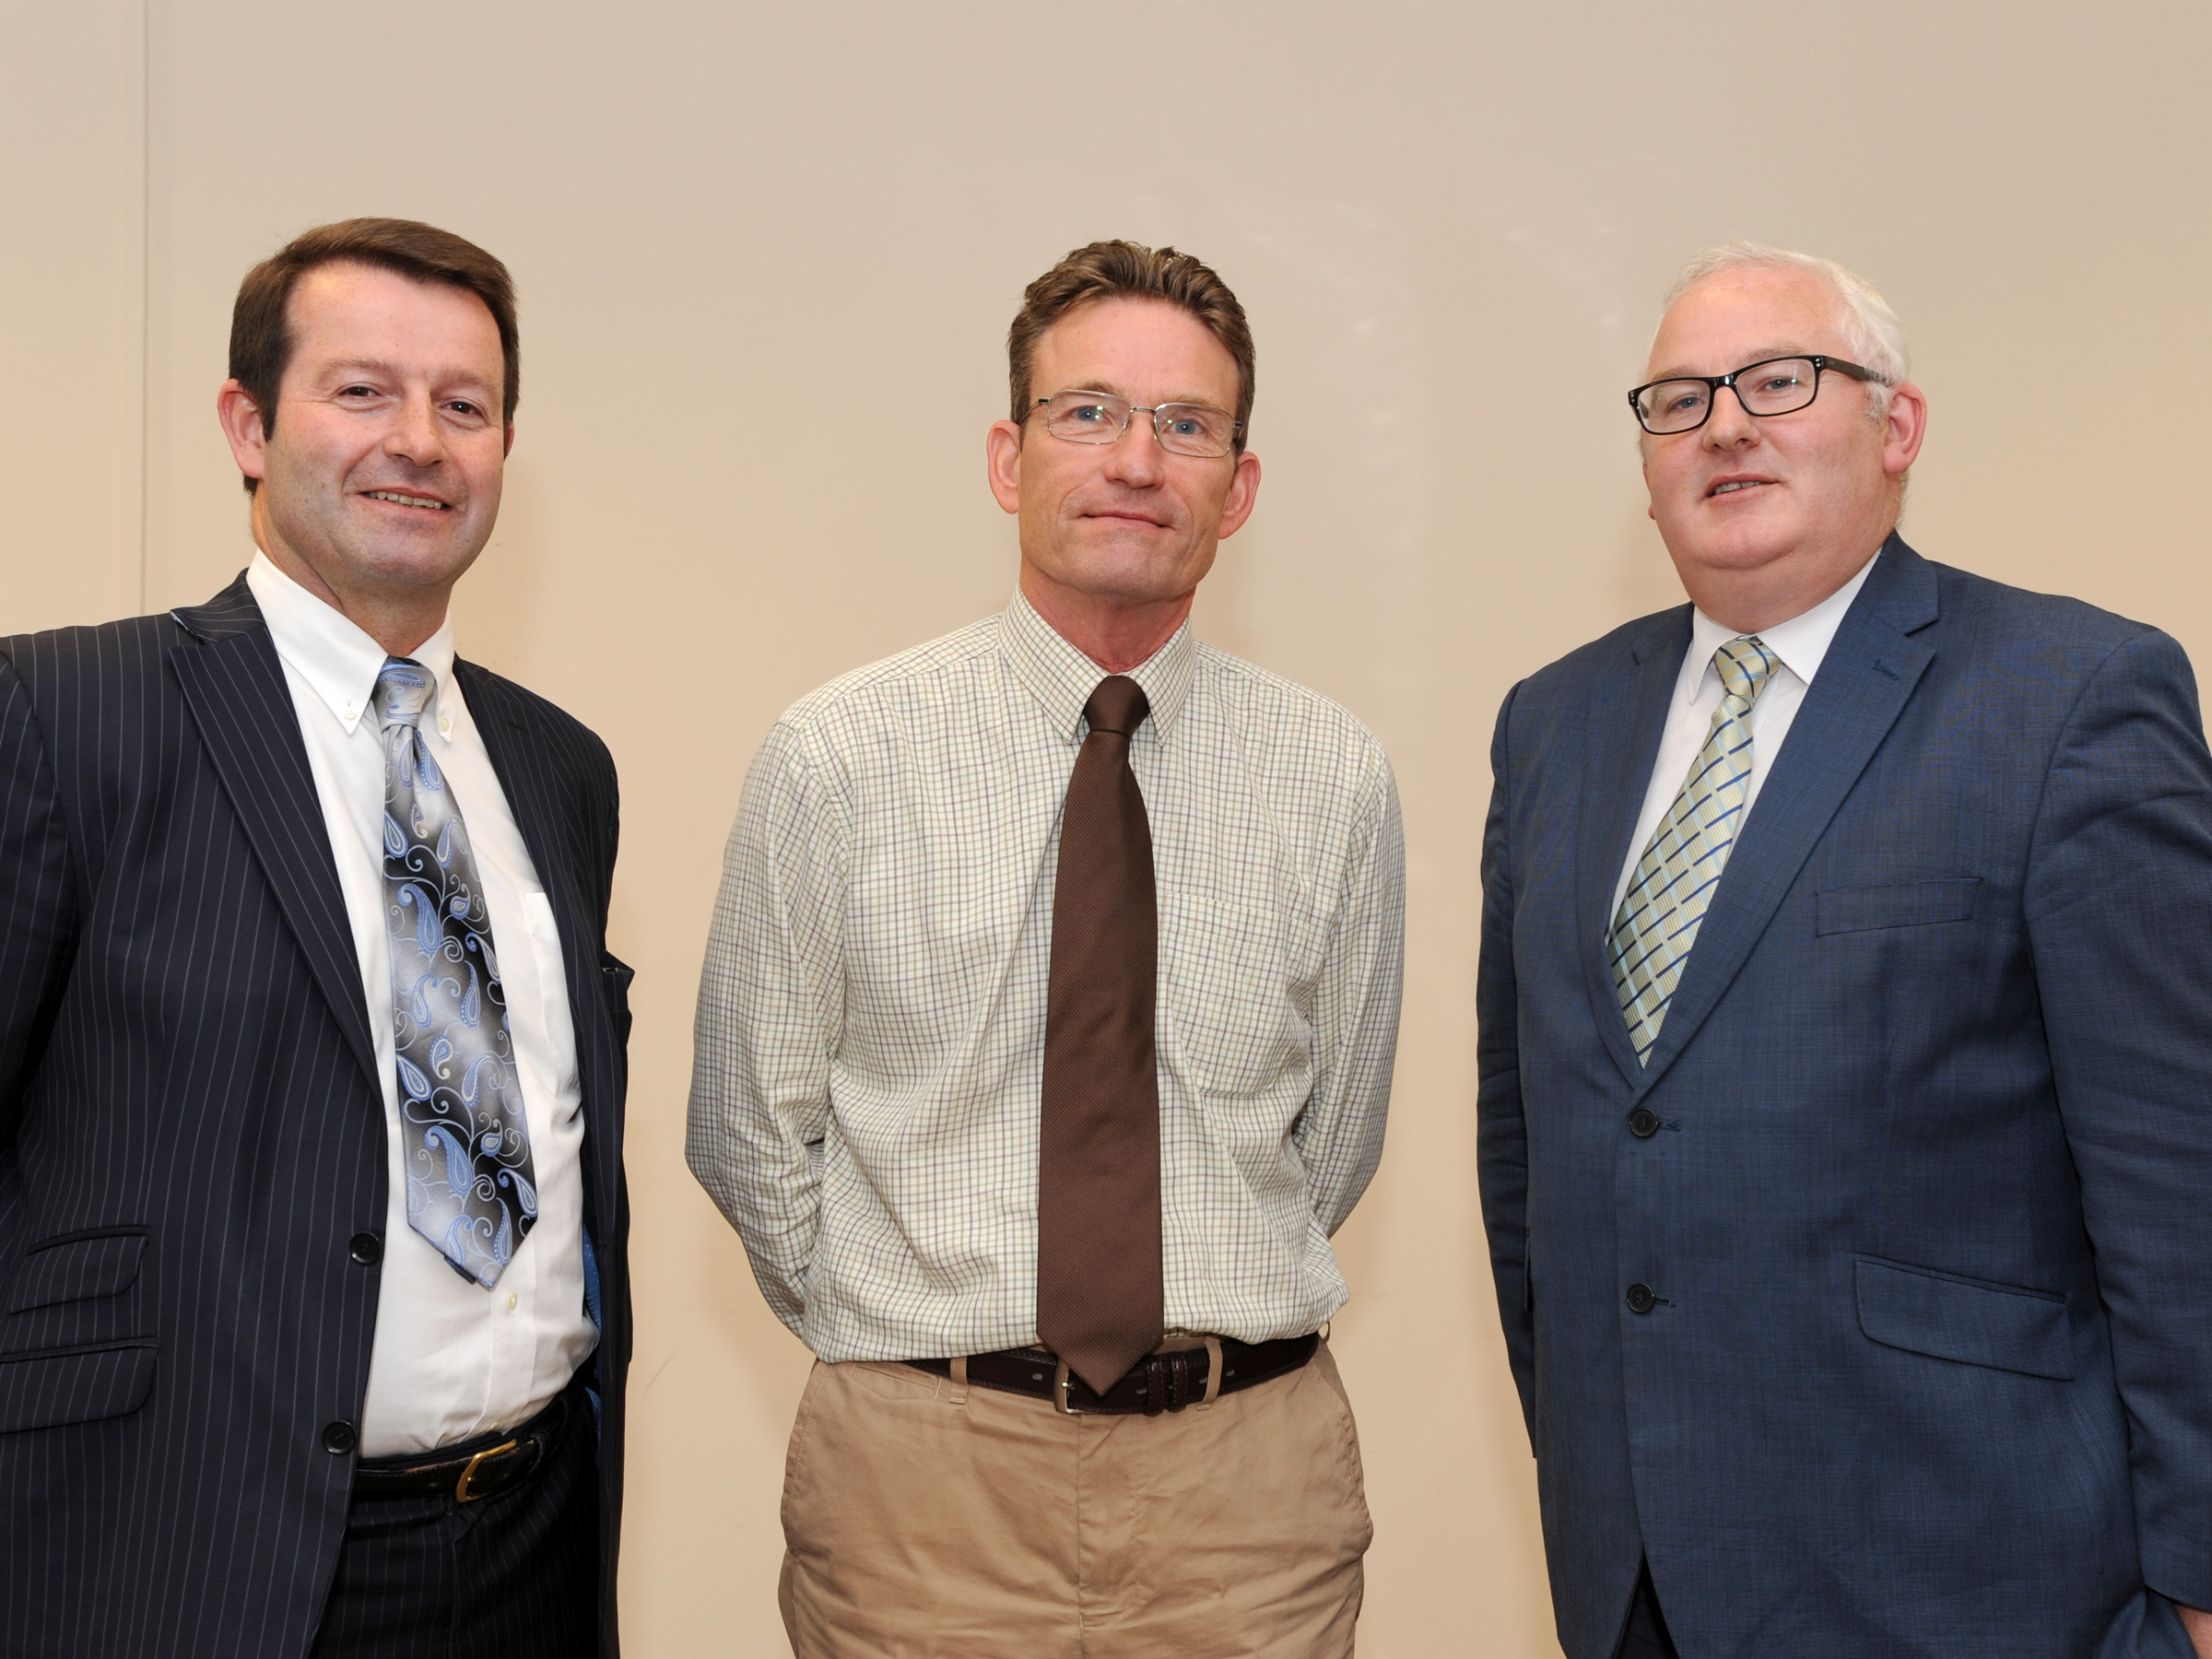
[1657,242,1910,419]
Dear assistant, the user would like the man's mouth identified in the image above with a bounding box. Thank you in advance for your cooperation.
[1707,477,1773,499]
[364,489,451,511]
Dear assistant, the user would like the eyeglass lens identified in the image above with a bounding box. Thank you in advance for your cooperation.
[1039,391,1237,457]
[1634,358,1824,434]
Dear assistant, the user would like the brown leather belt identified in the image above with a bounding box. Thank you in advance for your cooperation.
[905,1333,1318,1416]
[351,1385,571,1505]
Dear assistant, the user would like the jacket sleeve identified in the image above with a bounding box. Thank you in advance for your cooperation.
[1477,680,1535,1441]
[0,653,79,1155]
[685,719,846,1338]
[2024,627,2212,1610]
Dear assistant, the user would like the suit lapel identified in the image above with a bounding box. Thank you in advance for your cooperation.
[1630,539,1940,1096]
[1578,608,1693,1089]
[459,665,617,1114]
[168,576,382,1092]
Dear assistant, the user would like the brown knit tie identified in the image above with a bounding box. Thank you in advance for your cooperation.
[1036,675,1163,1394]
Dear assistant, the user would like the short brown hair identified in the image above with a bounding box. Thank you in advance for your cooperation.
[1007,241,1255,452]
[229,218,519,494]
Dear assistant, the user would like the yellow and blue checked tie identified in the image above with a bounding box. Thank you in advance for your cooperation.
[1609,636,1779,1065]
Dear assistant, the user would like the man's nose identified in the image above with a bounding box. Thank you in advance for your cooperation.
[1101,411,1167,485]
[384,391,447,466]
[1701,383,1761,450]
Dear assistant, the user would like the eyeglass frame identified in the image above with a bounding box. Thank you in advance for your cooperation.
[1028,388,1245,458]
[1626,354,1881,436]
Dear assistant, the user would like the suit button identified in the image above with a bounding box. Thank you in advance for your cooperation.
[348,1232,383,1265]
[1628,1108,1661,1139]
[1626,1283,1657,1314]
[322,1421,359,1455]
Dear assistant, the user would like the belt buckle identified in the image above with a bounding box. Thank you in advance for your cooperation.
[1052,1359,1088,1417]
[453,1438,518,1503]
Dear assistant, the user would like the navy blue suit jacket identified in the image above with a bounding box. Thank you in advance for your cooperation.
[0,576,633,1658]
[1478,538,2212,1658]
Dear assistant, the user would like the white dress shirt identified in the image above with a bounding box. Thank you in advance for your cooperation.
[1609,553,1880,929]
[247,553,595,1455]
[688,590,1406,1362]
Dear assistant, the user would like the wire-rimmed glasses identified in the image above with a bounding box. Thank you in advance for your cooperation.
[1030,389,1242,458]
[1629,355,1879,435]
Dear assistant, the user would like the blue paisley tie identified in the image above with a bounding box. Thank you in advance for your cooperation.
[376,658,536,1288]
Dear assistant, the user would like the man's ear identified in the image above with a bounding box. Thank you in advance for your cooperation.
[1881,382,1929,478]
[216,379,269,485]
[503,420,516,458]
[1215,449,1264,539]
[985,418,1025,515]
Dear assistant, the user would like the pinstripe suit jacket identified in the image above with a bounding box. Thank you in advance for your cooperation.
[1479,539,2212,1659]
[0,574,633,1658]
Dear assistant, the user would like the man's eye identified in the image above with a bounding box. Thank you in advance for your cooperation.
[339,385,377,399]
[445,401,483,418]
[1069,404,1110,424]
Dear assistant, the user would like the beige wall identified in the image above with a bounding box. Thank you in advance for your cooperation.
[7,3,2210,1652]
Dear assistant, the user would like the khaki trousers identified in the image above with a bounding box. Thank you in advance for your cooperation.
[778,1339,1371,1657]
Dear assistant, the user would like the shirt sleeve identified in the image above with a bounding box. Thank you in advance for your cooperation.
[686,717,848,1336]
[1295,746,1406,1238]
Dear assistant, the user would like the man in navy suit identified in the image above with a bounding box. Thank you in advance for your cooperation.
[0,220,631,1657]
[1478,242,2212,1659]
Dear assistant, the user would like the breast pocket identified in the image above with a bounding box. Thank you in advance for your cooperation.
[1817,877,1981,935]
[1159,888,1305,1099]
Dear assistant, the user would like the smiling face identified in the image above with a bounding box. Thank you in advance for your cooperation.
[1640,264,1924,631]
[987,297,1259,649]
[218,260,510,645]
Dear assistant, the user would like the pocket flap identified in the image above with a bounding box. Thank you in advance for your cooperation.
[1817,878,1981,935]
[1855,1255,2073,1379]
[6,1234,147,1313]
[0,1343,158,1433]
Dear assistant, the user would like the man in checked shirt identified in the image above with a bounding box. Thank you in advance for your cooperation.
[688,240,1406,1656]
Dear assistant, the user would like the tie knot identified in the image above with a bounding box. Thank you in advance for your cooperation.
[1083,676,1150,738]
[374,658,436,729]
[1713,636,1777,704]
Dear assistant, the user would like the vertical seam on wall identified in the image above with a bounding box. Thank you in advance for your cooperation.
[135,0,151,611]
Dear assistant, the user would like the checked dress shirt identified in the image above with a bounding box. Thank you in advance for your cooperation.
[688,591,1406,1363]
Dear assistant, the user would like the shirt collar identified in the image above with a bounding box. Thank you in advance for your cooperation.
[998,586,1196,745]
[1683,549,1880,700]
[245,549,458,738]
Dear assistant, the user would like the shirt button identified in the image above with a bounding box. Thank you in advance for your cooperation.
[348,1231,382,1265]
[506,1292,519,1312]
[1628,1108,1662,1139]
[322,1420,359,1454]
[1626,1283,1657,1315]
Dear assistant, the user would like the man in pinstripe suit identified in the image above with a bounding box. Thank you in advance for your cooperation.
[0,220,632,1657]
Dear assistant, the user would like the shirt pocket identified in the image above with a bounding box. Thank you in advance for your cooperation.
[1158,888,1306,1100]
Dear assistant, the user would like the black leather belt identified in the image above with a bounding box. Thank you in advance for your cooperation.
[905,1333,1318,1416]
[351,1386,571,1505]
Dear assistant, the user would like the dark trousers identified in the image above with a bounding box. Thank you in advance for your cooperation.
[1615,1559,1680,1659]
[311,1397,599,1659]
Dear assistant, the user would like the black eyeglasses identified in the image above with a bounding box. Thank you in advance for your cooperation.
[1628,355,1880,435]
[1030,389,1242,458]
